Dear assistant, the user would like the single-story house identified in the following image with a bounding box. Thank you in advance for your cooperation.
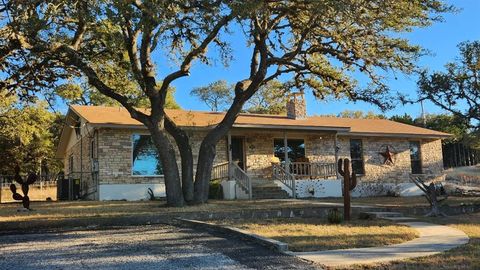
[56,93,450,201]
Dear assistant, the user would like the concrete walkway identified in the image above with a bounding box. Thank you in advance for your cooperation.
[294,221,469,267]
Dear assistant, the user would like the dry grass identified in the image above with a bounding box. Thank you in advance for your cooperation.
[0,199,345,223]
[332,212,480,270]
[319,196,480,208]
[219,218,418,252]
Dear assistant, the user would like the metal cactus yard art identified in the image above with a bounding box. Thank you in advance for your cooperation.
[9,165,38,210]
[338,158,357,221]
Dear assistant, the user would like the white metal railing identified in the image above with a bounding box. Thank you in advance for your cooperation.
[288,162,337,179]
[272,163,296,198]
[230,162,252,199]
[211,162,230,181]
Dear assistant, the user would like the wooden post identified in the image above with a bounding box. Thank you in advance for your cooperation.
[334,132,339,179]
[227,132,232,180]
[283,132,289,173]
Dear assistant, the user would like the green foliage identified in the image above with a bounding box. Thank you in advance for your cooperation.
[422,114,470,142]
[245,80,289,115]
[0,91,60,174]
[337,110,386,119]
[191,80,233,112]
[418,41,480,127]
[327,208,343,224]
[390,113,415,125]
[208,180,223,200]
[192,79,289,114]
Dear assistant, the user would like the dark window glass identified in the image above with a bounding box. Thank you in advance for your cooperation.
[69,155,74,173]
[350,139,365,174]
[132,134,163,176]
[274,139,305,162]
[410,141,422,174]
[90,140,95,159]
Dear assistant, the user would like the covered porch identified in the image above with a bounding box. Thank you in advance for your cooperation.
[211,128,344,199]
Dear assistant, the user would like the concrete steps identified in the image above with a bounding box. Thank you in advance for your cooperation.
[251,179,290,199]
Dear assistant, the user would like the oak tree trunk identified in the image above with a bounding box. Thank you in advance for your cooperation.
[193,96,247,203]
[148,124,184,207]
[165,118,194,202]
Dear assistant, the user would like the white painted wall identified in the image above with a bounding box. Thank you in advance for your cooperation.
[279,179,424,198]
[99,183,166,201]
[295,179,343,198]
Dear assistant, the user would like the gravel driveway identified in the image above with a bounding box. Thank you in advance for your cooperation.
[0,224,318,270]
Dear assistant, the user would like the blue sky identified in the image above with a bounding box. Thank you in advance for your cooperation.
[163,0,480,118]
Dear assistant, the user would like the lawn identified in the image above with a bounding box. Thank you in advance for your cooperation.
[332,212,480,270]
[320,196,480,208]
[218,218,419,252]
[1,196,478,232]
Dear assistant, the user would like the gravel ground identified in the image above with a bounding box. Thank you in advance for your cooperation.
[0,224,319,270]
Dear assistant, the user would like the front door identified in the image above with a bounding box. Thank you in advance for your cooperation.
[231,137,246,171]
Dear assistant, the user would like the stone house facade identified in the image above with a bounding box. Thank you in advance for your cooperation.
[56,96,449,200]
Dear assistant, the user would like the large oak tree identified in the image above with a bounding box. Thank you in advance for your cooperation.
[1,0,451,206]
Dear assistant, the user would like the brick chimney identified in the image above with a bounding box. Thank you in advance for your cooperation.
[286,92,306,119]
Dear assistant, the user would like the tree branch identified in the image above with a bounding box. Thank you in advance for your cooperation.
[161,13,234,92]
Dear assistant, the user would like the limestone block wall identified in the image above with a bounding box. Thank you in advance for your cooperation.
[63,123,96,196]
[305,134,336,163]
[64,125,445,198]
[336,136,445,185]
[244,133,275,177]
[96,128,228,186]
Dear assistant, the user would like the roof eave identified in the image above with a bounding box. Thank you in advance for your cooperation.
[338,131,452,139]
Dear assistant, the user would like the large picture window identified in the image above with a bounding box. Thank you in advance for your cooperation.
[410,141,422,174]
[132,134,163,176]
[274,138,305,162]
[350,139,365,175]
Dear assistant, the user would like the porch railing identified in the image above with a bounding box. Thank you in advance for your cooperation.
[272,163,296,198]
[211,162,229,181]
[231,162,252,199]
[289,162,337,179]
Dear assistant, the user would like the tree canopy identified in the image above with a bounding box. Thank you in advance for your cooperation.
[0,91,60,175]
[417,41,480,128]
[0,0,452,205]
[191,80,232,112]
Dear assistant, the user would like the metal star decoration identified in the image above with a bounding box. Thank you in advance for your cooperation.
[379,146,396,165]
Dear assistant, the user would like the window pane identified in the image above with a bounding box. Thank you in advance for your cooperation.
[132,134,163,176]
[409,141,420,160]
[350,139,363,159]
[350,139,364,174]
[411,161,422,174]
[409,141,422,174]
[351,160,365,175]
[273,138,305,162]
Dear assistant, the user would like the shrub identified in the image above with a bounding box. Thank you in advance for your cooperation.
[327,208,343,224]
[209,181,224,199]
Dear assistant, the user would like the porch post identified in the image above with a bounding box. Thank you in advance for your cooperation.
[227,132,232,180]
[334,132,340,179]
[283,132,289,173]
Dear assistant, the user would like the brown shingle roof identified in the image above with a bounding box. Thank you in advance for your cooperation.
[70,105,451,138]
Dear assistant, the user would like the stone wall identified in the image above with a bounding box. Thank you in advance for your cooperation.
[238,131,445,184]
[63,123,96,197]
[96,128,228,186]
[64,125,445,198]
[336,136,445,184]
[286,93,307,119]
